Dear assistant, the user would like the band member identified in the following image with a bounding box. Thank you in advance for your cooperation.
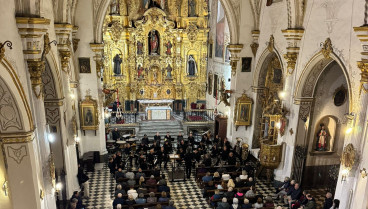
[188,132,195,146]
[156,146,168,169]
[154,132,161,145]
[163,140,172,154]
[184,148,194,178]
[177,132,184,142]
[178,139,188,152]
[141,134,149,146]
[164,132,172,142]
[146,149,155,169]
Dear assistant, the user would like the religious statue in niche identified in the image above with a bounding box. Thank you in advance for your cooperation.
[110,0,120,15]
[149,30,159,55]
[316,123,329,151]
[113,54,122,75]
[165,41,172,55]
[189,0,196,17]
[187,55,197,76]
[137,64,144,78]
[166,64,173,79]
[137,41,143,55]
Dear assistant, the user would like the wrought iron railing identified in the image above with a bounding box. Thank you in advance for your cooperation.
[183,109,215,122]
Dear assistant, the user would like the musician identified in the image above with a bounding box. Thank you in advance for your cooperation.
[141,134,149,146]
[146,149,155,169]
[221,146,230,162]
[188,132,195,146]
[228,152,237,166]
[192,149,201,166]
[220,137,231,150]
[163,140,172,154]
[177,147,185,166]
[154,132,161,145]
[233,138,242,160]
[184,149,194,178]
[198,141,207,155]
[177,132,184,142]
[164,132,172,142]
[151,141,160,153]
[157,146,168,169]
[213,134,220,145]
[112,128,120,141]
[178,139,188,152]
[124,144,133,166]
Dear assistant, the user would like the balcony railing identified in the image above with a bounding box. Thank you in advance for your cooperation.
[105,111,141,125]
[183,109,215,122]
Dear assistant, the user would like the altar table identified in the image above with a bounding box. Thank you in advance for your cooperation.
[146,106,171,120]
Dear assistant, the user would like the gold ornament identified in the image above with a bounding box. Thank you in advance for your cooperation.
[321,37,333,59]
[341,143,356,171]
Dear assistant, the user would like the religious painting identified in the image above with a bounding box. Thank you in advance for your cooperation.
[213,74,218,98]
[333,85,347,106]
[241,57,252,72]
[225,46,230,62]
[234,93,253,130]
[208,43,213,59]
[110,0,120,15]
[148,30,160,55]
[166,64,173,79]
[79,58,91,73]
[137,64,144,78]
[215,1,225,58]
[137,41,143,55]
[80,95,99,131]
[273,68,282,84]
[208,72,213,95]
[188,0,197,17]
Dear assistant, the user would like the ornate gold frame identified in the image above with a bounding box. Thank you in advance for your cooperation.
[341,143,356,171]
[79,95,99,131]
[234,93,253,130]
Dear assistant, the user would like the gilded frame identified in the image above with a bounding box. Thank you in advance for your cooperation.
[234,93,253,130]
[80,95,99,130]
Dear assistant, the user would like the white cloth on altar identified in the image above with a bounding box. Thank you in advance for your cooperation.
[138,99,174,104]
[146,106,172,120]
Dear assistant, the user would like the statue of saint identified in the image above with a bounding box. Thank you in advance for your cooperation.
[137,41,143,55]
[149,30,159,55]
[316,123,329,151]
[166,64,172,78]
[137,64,144,78]
[113,54,122,75]
[187,55,197,76]
[189,0,196,17]
[110,0,120,15]
[165,41,172,55]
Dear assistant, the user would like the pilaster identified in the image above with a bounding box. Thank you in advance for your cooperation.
[281,29,304,75]
[16,17,50,99]
[227,44,243,76]
[55,24,73,73]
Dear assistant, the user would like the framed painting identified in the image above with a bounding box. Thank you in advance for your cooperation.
[241,57,252,72]
[208,72,213,95]
[234,93,253,130]
[79,58,91,73]
[80,95,99,131]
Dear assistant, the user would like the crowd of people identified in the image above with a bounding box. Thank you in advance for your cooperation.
[70,130,340,209]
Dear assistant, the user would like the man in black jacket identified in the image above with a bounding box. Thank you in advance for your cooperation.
[141,134,149,145]
[184,149,194,178]
[154,132,161,145]
[284,183,302,207]
[323,192,333,209]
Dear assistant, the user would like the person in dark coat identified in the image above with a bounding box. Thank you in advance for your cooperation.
[71,191,86,209]
[184,149,194,178]
[112,127,120,141]
[228,152,237,166]
[323,192,333,209]
[146,149,155,169]
[188,132,195,146]
[164,132,172,142]
[154,132,161,145]
[141,134,149,146]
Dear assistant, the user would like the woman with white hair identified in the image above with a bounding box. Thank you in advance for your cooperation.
[227,178,235,188]
[231,197,241,209]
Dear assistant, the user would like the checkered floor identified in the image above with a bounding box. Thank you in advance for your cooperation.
[82,162,210,209]
[81,161,326,209]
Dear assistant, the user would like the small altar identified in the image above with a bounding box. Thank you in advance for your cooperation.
[138,99,173,112]
[146,106,171,120]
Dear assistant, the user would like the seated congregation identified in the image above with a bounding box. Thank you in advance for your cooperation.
[71,132,341,209]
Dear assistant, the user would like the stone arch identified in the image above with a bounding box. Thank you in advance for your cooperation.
[44,53,64,99]
[94,0,239,43]
[294,52,352,111]
[0,58,34,133]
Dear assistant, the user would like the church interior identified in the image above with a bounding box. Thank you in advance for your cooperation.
[1,0,368,209]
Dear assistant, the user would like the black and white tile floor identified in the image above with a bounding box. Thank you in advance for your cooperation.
[82,162,325,209]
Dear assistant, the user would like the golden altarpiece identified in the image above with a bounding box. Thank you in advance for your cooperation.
[102,0,209,111]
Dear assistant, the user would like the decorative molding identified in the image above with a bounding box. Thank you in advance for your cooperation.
[228,44,244,76]
[0,77,23,132]
[6,145,27,164]
[321,37,333,59]
[0,41,13,63]
[45,107,60,124]
[0,130,35,144]
[282,29,304,74]
[357,61,368,95]
[267,35,275,52]
[341,143,356,171]
[27,59,46,99]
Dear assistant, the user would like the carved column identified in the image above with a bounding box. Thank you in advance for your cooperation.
[228,44,243,75]
[90,43,105,78]
[55,24,73,73]
[251,30,260,57]
[281,29,304,75]
[1,131,43,209]
[16,17,50,99]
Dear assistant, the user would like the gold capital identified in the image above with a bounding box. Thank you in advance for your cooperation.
[284,52,298,74]
[59,50,71,72]
[357,60,368,94]
[27,59,45,99]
